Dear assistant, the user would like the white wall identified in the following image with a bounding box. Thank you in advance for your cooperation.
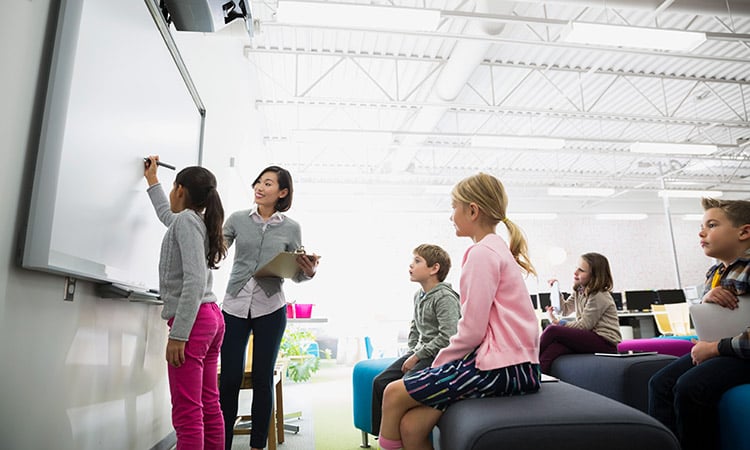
[521,214,707,293]
[1,2,173,449]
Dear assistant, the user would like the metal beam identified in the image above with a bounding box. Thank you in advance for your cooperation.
[254,98,750,130]
[259,22,750,65]
[348,8,750,44]
[245,46,750,85]
[272,163,750,192]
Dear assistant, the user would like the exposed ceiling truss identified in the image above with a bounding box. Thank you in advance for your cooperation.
[238,0,750,213]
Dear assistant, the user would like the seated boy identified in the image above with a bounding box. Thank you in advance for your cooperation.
[648,198,750,450]
[371,243,460,434]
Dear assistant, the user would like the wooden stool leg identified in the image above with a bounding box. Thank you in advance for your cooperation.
[267,414,277,450]
[276,377,285,443]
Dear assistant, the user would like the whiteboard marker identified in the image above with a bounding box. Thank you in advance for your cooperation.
[143,158,176,170]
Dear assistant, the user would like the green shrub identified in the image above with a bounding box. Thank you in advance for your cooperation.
[280,329,320,382]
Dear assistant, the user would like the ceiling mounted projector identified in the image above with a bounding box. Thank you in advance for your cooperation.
[162,0,253,37]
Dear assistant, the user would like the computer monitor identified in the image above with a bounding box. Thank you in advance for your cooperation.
[530,294,539,310]
[538,292,551,310]
[611,292,623,310]
[624,290,658,312]
[656,289,687,305]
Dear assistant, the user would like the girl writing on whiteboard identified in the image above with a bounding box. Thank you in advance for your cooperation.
[219,165,319,450]
[144,156,227,450]
[538,252,622,374]
[378,172,541,450]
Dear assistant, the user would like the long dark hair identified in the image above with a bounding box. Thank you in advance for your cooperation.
[174,166,226,269]
[580,252,613,295]
[253,165,294,212]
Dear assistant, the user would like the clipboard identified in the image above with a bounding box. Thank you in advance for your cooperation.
[254,248,319,279]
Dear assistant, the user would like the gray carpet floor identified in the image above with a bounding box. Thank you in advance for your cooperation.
[170,361,360,450]
[230,379,315,450]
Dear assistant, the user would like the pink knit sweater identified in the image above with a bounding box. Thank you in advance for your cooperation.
[432,234,540,370]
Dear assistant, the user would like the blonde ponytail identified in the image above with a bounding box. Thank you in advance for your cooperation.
[502,217,536,276]
[453,173,536,276]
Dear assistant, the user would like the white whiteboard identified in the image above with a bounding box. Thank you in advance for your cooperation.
[22,0,204,291]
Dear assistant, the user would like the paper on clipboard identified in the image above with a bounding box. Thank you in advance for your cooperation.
[254,249,318,279]
[550,281,561,313]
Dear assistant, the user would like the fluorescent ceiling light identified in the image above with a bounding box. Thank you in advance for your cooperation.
[657,190,724,198]
[472,136,565,149]
[561,22,706,52]
[548,187,615,197]
[291,129,393,145]
[512,213,559,221]
[595,213,649,221]
[276,1,440,31]
[630,142,717,155]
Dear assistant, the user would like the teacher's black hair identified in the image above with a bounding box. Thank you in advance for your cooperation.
[253,165,294,212]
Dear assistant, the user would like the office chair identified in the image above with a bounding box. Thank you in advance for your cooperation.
[664,303,691,335]
[651,304,674,336]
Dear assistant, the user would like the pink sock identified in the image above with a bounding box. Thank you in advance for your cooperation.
[378,436,403,450]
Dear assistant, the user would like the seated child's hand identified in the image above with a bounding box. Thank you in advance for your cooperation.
[703,287,739,310]
[690,339,720,365]
[401,354,419,373]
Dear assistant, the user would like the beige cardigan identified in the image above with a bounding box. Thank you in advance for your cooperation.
[560,290,622,345]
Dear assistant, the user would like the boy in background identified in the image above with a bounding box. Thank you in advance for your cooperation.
[371,244,460,434]
[649,198,750,450]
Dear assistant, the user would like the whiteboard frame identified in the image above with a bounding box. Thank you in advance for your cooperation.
[22,0,205,291]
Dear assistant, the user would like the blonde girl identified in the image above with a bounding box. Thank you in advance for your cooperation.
[378,172,541,450]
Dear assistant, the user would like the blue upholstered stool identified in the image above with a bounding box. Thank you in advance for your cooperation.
[352,357,397,448]
[719,383,750,450]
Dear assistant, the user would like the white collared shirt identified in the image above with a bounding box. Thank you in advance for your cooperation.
[222,207,287,319]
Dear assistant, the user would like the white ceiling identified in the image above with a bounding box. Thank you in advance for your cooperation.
[239,0,750,215]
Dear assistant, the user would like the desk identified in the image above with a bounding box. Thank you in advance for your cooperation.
[288,318,328,324]
[618,311,657,338]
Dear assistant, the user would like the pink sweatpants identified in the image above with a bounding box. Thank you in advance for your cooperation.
[168,302,226,450]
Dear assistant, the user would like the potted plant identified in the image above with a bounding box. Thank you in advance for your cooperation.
[279,328,320,382]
